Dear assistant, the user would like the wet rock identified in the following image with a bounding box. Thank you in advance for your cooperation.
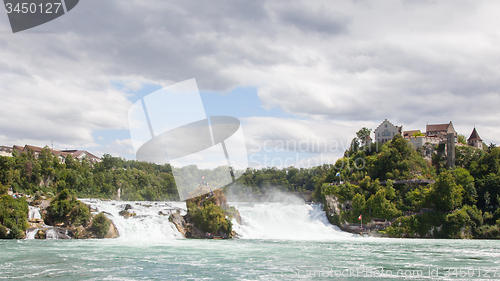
[158,210,170,216]
[121,204,132,211]
[30,199,51,209]
[34,227,71,239]
[73,219,119,239]
[169,212,188,236]
[28,219,45,229]
[118,210,135,218]
[226,207,242,225]
[36,229,46,239]
[102,211,114,217]
[105,222,119,238]
[169,211,209,239]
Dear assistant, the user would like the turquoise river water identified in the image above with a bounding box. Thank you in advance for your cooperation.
[1,199,499,280]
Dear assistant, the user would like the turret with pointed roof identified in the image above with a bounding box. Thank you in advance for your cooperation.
[468,127,483,149]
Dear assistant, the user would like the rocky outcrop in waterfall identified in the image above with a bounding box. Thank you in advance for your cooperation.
[169,187,240,239]
[27,190,119,239]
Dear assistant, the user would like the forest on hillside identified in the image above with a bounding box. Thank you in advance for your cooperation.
[0,146,328,201]
[1,131,499,238]
[316,132,500,239]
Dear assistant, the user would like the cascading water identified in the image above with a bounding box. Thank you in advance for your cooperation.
[232,202,354,240]
[26,206,43,239]
[25,229,38,239]
[79,199,187,240]
[28,206,41,220]
[77,197,353,241]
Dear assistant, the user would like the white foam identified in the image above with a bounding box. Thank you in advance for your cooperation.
[231,202,354,240]
[77,199,355,241]
[79,199,186,241]
[28,206,41,220]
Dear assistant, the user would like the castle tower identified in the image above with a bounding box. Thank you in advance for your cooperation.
[467,127,483,150]
[447,133,455,169]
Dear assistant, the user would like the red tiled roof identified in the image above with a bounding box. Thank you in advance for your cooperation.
[24,145,70,157]
[84,151,100,160]
[13,145,24,151]
[10,144,100,161]
[426,124,449,132]
[468,128,482,141]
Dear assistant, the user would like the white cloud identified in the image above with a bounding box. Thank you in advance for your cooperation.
[0,0,499,162]
[242,116,378,156]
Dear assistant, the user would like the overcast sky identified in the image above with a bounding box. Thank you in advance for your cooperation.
[0,0,499,168]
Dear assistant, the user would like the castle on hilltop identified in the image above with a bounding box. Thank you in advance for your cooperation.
[370,119,484,168]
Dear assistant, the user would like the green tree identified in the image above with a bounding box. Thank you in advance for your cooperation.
[356,127,372,142]
[453,167,477,205]
[429,170,463,212]
[352,193,366,220]
[458,134,467,145]
[366,189,400,220]
[47,189,90,226]
[384,179,396,200]
[0,194,29,238]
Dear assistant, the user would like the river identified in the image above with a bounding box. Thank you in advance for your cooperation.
[1,199,499,280]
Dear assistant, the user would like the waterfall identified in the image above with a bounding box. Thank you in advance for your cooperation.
[25,228,38,239]
[231,202,353,240]
[28,206,41,220]
[76,199,353,241]
[79,199,186,240]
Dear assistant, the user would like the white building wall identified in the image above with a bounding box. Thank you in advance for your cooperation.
[374,120,400,144]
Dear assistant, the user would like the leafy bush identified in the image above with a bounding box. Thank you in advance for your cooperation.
[323,182,357,202]
[8,225,24,239]
[475,225,500,239]
[47,189,91,226]
[0,194,28,239]
[190,202,232,235]
[0,184,7,195]
[385,212,447,238]
[91,212,110,238]
[0,224,7,238]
